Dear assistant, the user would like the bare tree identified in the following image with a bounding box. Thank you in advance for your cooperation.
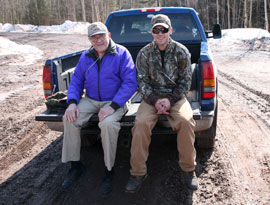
[216,0,219,24]
[102,0,110,22]
[91,0,95,22]
[249,0,253,27]
[71,0,77,21]
[244,0,248,28]
[80,0,86,21]
[92,0,101,22]
[206,0,210,30]
[227,0,231,28]
[130,0,135,8]
[119,0,123,9]
[264,0,269,31]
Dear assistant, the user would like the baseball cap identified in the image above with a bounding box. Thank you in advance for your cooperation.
[151,14,171,29]
[88,22,108,37]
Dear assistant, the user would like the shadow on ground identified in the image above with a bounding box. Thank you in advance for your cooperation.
[0,133,214,205]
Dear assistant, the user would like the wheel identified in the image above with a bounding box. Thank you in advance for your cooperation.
[195,102,218,149]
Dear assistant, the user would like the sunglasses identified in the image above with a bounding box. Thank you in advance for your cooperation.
[152,27,169,34]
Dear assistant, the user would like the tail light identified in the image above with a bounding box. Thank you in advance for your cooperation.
[140,8,162,12]
[202,61,216,99]
[43,66,53,98]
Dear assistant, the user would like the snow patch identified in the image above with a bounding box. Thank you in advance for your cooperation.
[0,20,90,35]
[209,28,270,46]
[222,28,270,40]
[0,37,43,65]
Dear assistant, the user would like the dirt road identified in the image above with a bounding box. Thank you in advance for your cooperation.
[0,32,269,205]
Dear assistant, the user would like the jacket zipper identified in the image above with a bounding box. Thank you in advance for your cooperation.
[97,58,102,101]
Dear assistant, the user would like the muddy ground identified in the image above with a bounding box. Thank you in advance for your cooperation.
[0,32,269,205]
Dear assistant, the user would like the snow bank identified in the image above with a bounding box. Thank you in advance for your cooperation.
[0,20,91,65]
[0,36,43,65]
[0,20,90,34]
[209,28,270,46]
[222,28,270,40]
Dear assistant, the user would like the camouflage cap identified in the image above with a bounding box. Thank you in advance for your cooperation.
[151,14,171,29]
[88,22,108,37]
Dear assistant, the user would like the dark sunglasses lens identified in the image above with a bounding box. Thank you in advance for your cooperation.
[152,28,160,34]
[162,28,169,33]
[153,27,169,34]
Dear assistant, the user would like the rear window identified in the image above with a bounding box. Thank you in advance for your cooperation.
[107,13,202,44]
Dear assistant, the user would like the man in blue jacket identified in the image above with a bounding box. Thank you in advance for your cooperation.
[61,22,137,196]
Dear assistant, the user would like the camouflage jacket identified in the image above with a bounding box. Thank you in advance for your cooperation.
[136,38,192,106]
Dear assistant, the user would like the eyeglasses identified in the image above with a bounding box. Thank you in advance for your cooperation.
[152,27,169,34]
[90,34,106,42]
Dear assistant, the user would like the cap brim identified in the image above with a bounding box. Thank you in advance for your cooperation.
[88,31,108,37]
[152,23,169,29]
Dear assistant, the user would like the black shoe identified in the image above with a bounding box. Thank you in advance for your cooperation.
[125,174,148,193]
[101,168,114,197]
[184,171,199,191]
[62,161,85,190]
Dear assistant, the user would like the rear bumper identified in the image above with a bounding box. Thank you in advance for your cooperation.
[195,115,213,131]
[44,121,64,132]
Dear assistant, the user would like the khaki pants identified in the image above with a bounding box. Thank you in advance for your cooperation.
[130,97,196,176]
[62,96,127,171]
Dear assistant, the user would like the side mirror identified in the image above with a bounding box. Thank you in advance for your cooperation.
[213,24,222,38]
[205,24,222,39]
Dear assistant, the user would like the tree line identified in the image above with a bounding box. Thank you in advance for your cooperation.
[0,0,269,31]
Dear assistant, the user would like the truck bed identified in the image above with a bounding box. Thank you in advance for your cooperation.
[36,62,206,134]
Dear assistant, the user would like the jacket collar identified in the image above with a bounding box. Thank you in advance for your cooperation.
[86,39,117,58]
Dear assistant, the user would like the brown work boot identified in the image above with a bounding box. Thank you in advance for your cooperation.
[125,174,148,193]
[184,171,199,191]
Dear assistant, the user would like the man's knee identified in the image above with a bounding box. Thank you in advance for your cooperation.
[99,118,120,132]
[180,115,195,128]
[64,120,81,131]
[172,113,195,131]
[134,118,149,129]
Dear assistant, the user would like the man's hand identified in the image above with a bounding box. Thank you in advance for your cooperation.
[64,103,79,123]
[155,98,171,115]
[98,106,115,122]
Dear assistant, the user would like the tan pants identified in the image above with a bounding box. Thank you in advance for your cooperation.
[130,97,196,176]
[62,96,127,171]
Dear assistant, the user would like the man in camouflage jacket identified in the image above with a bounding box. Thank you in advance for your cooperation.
[125,14,198,193]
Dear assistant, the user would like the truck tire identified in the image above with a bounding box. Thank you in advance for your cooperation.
[195,101,218,149]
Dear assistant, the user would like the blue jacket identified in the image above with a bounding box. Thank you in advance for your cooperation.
[67,40,137,110]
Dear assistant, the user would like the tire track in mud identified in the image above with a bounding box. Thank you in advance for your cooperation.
[217,64,270,203]
[0,122,63,204]
[216,99,270,204]
[219,71,270,103]
[0,96,45,154]
[218,70,270,129]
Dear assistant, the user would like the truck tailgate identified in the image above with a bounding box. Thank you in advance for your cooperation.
[35,102,202,123]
